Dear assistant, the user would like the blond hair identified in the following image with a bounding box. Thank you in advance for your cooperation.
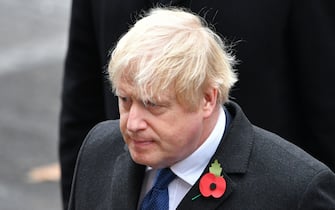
[108,7,238,110]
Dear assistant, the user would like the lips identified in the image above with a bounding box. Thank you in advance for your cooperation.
[125,131,156,148]
[133,139,154,144]
[129,137,155,148]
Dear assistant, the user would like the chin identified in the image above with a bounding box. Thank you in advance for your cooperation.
[130,151,152,166]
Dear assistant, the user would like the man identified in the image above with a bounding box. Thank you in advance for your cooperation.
[68,8,335,209]
[60,1,335,208]
[60,2,335,207]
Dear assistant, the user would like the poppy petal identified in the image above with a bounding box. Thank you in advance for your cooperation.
[212,176,226,198]
[199,173,216,197]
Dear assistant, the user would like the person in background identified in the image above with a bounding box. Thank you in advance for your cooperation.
[60,0,335,209]
[67,7,335,209]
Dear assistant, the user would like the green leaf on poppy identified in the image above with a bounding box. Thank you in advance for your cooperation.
[209,159,222,177]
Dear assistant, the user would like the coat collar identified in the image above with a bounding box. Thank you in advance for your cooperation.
[219,102,254,174]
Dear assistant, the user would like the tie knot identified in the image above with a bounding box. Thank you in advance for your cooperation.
[153,168,176,189]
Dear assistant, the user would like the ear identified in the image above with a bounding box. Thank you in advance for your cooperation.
[202,87,218,118]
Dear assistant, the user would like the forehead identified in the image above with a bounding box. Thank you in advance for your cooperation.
[115,81,134,95]
[116,78,176,101]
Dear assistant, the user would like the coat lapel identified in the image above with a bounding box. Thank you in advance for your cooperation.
[177,102,254,209]
[110,149,145,210]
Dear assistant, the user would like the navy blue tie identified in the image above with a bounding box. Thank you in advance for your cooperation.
[140,168,176,210]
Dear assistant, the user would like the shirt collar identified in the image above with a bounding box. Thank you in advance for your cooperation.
[171,107,226,185]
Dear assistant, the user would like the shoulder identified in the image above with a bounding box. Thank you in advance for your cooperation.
[79,120,124,158]
[251,126,335,203]
[255,126,335,207]
[72,120,125,177]
[252,125,329,173]
[73,120,125,188]
[69,120,127,209]
[226,101,330,174]
[84,120,122,143]
[235,125,335,208]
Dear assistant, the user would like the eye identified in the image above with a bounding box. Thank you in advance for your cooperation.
[119,96,128,102]
[144,100,157,108]
[118,96,132,110]
[143,100,168,115]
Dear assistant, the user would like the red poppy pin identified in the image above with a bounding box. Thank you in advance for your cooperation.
[192,159,226,200]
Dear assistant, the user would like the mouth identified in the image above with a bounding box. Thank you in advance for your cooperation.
[132,139,154,147]
[126,133,156,149]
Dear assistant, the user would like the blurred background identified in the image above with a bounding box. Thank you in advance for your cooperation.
[0,0,70,209]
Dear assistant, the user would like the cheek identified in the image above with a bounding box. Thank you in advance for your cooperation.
[166,118,203,151]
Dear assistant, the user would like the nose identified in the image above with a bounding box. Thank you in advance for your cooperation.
[126,103,148,132]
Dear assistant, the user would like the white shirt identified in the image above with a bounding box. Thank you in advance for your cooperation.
[138,107,226,210]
